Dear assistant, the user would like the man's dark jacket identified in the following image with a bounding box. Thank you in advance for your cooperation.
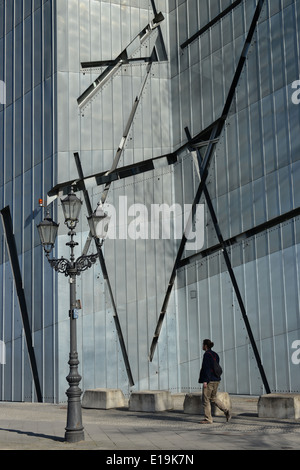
[198,349,221,383]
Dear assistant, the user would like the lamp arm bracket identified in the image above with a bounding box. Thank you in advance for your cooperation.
[47,257,71,276]
[47,253,99,276]
[75,253,99,274]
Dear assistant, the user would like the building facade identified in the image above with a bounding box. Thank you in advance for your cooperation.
[0,0,299,403]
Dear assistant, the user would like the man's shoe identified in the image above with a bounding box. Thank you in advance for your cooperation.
[200,420,212,424]
[225,410,232,422]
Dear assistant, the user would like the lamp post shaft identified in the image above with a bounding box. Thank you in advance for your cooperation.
[65,270,84,443]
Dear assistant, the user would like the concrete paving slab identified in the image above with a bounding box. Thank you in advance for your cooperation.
[0,395,298,451]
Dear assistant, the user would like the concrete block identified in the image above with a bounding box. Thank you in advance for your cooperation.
[82,388,125,409]
[183,393,202,414]
[129,390,173,412]
[184,391,231,416]
[258,393,300,419]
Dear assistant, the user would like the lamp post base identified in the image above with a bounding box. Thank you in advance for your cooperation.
[64,390,85,443]
[65,348,85,443]
[65,428,85,443]
[64,394,85,443]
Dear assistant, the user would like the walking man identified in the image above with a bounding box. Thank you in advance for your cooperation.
[198,339,231,424]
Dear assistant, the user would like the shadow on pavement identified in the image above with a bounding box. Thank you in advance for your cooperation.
[0,427,65,443]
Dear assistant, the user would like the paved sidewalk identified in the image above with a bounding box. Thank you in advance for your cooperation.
[0,395,299,451]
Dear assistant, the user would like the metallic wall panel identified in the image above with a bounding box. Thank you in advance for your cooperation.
[170,0,300,395]
[0,0,57,402]
[53,1,174,400]
[1,0,299,403]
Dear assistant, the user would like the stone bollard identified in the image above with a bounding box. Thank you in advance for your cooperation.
[129,390,173,412]
[258,393,300,419]
[184,391,231,416]
[81,388,126,409]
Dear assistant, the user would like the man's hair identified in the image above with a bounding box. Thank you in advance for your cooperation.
[203,339,214,349]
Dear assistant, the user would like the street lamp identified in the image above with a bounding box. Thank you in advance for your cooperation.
[36,210,59,255]
[87,202,108,241]
[37,188,99,443]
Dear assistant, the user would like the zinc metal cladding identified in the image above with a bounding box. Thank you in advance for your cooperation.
[172,0,300,394]
[0,0,56,401]
[0,0,299,402]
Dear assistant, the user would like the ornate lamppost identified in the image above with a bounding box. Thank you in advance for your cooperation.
[37,188,103,443]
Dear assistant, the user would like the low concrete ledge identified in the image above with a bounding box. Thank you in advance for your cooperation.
[183,391,231,416]
[258,393,300,419]
[129,390,173,412]
[82,388,126,409]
